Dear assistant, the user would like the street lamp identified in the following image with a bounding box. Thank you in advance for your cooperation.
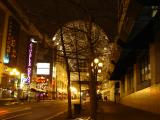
[90,58,103,119]
[92,58,103,77]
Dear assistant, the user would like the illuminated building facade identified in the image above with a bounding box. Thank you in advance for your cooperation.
[55,57,68,99]
[0,0,159,115]
[0,2,41,99]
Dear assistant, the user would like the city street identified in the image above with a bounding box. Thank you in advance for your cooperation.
[0,100,68,120]
[0,1,160,120]
[1,100,160,120]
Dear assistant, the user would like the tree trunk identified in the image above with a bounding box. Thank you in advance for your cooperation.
[60,27,72,118]
[86,17,97,120]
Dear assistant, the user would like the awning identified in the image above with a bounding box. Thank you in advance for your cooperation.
[30,88,46,93]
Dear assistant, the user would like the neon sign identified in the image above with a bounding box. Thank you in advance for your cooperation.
[5,16,20,66]
[27,42,33,84]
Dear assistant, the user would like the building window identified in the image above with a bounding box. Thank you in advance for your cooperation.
[138,49,151,82]
[79,61,87,72]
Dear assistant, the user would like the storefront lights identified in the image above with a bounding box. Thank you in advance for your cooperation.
[70,86,77,94]
[10,68,20,75]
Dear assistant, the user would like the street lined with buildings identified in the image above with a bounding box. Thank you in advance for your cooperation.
[0,1,160,120]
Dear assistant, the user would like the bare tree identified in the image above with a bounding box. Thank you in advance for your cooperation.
[49,19,120,119]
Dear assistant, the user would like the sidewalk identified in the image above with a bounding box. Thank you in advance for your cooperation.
[52,101,160,120]
[97,101,160,120]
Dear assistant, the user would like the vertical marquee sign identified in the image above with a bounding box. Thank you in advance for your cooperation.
[27,41,33,84]
[5,16,20,66]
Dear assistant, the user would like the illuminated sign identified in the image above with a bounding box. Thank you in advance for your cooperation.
[35,76,46,83]
[36,63,50,75]
[27,42,33,84]
[3,54,9,64]
[5,16,20,66]
[20,74,27,88]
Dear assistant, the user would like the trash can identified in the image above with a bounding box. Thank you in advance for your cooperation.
[74,104,81,114]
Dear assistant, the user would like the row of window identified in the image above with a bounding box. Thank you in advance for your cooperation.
[138,49,151,82]
[126,47,151,93]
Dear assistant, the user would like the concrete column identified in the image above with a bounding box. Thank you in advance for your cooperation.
[124,74,128,95]
[133,64,138,92]
[120,79,125,97]
[150,31,160,85]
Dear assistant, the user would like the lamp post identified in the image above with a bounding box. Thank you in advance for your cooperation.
[90,58,103,120]
[91,58,103,84]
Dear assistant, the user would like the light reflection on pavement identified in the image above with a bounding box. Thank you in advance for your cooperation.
[0,105,31,116]
[0,109,9,115]
[0,100,68,120]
